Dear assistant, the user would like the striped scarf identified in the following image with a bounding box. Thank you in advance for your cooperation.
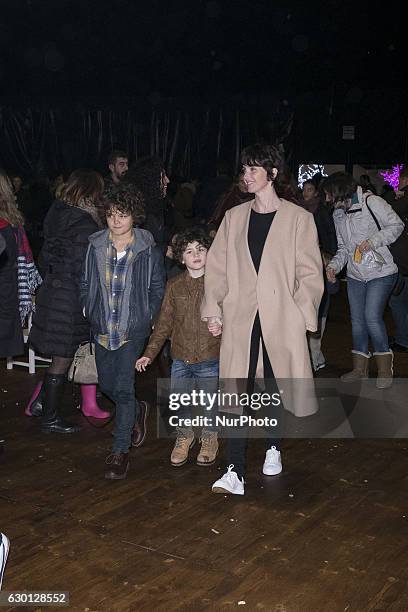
[0,219,42,324]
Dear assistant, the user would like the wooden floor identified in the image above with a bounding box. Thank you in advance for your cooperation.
[1,284,408,612]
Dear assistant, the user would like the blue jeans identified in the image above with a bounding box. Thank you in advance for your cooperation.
[170,359,219,432]
[347,274,397,354]
[389,276,408,347]
[95,340,145,453]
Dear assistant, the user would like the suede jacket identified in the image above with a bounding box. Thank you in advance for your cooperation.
[80,228,165,342]
[144,271,220,364]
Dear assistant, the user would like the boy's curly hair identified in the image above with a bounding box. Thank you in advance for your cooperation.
[172,226,213,263]
[103,183,146,226]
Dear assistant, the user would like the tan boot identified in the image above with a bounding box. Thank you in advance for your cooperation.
[340,351,370,382]
[374,352,393,389]
[170,428,195,467]
[197,431,219,466]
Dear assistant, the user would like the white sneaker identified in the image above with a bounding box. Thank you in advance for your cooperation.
[0,532,10,591]
[212,464,245,495]
[262,446,282,476]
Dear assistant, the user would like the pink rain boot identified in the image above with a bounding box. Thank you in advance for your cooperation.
[25,382,43,417]
[80,385,110,419]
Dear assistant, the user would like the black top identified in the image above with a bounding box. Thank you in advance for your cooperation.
[248,209,276,273]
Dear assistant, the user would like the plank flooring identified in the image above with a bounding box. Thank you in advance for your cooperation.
[1,284,408,611]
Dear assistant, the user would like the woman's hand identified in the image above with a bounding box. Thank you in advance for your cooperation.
[207,316,223,337]
[135,356,152,372]
[326,266,337,283]
[357,239,372,254]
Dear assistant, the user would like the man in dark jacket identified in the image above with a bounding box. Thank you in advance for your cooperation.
[80,185,165,479]
[387,165,408,352]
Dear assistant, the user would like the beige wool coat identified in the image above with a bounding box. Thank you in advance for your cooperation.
[201,198,324,417]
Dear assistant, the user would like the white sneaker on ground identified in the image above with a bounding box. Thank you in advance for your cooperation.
[262,446,283,476]
[212,464,245,495]
[0,532,10,591]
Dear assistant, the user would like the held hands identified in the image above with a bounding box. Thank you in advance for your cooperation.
[326,266,337,283]
[207,316,223,337]
[135,356,152,372]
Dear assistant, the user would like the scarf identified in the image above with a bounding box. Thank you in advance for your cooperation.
[64,198,105,229]
[0,219,42,324]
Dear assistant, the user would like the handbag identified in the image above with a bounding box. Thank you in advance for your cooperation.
[68,342,98,384]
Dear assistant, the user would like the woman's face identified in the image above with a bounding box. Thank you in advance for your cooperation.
[302,182,317,201]
[242,165,274,194]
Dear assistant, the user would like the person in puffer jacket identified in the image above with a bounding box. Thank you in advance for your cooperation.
[324,172,404,388]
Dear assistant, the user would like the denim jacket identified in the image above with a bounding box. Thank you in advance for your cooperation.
[80,228,166,342]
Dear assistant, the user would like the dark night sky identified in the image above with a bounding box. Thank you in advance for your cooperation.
[0,0,405,99]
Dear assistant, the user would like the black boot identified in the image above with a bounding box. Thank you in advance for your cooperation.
[30,384,46,417]
[41,374,81,434]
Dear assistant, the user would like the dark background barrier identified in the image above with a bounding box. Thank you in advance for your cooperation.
[0,96,293,179]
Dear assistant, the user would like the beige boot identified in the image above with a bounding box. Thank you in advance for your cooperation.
[197,431,219,466]
[170,428,195,467]
[374,351,393,389]
[340,351,370,382]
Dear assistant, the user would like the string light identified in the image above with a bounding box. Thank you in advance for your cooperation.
[298,164,327,188]
[379,164,403,190]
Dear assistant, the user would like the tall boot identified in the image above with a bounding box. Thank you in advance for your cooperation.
[80,385,110,419]
[25,382,44,417]
[373,351,393,389]
[340,351,370,382]
[41,373,81,434]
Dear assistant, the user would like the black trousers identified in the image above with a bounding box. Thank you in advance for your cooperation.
[226,312,282,479]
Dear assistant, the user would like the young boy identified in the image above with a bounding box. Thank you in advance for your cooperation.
[136,227,220,467]
[80,184,165,480]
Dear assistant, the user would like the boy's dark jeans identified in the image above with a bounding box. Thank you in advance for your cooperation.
[95,340,145,453]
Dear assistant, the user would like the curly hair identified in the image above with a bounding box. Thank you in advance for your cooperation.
[172,226,213,263]
[124,156,166,214]
[103,183,146,226]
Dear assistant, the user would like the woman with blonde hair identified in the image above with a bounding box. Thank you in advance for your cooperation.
[28,169,109,434]
[0,169,41,359]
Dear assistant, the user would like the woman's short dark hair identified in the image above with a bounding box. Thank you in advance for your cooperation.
[103,184,146,226]
[240,143,284,180]
[61,169,104,206]
[321,172,358,204]
[172,226,213,263]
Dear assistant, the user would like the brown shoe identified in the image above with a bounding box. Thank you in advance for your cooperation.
[197,431,219,466]
[170,428,195,467]
[340,352,370,382]
[132,401,149,448]
[105,453,129,480]
[374,351,393,389]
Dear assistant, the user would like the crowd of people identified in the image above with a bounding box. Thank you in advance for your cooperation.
[2,144,408,589]
[1,146,408,496]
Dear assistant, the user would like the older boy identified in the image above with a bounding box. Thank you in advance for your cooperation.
[80,184,165,479]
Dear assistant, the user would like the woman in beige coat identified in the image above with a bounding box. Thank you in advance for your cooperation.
[201,143,324,495]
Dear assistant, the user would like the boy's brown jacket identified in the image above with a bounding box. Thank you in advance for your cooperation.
[144,271,220,364]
